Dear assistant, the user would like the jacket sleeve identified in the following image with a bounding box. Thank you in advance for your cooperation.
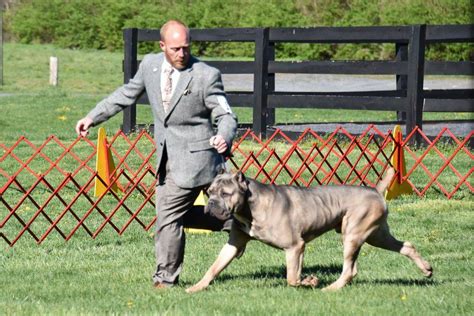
[204,68,238,149]
[87,57,146,126]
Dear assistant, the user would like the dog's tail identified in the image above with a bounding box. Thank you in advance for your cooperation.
[376,167,395,194]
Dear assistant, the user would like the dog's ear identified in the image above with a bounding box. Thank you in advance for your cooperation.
[234,171,248,191]
[235,170,245,182]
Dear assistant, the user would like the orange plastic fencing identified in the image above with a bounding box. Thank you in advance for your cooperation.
[1,126,472,246]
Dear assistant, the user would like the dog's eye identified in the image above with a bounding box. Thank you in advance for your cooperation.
[221,192,232,198]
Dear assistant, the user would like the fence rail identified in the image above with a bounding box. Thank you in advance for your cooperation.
[1,127,472,247]
[122,24,474,139]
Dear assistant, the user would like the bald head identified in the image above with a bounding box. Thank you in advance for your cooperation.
[159,20,191,69]
[160,20,190,43]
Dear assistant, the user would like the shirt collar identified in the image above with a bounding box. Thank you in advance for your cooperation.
[162,59,176,72]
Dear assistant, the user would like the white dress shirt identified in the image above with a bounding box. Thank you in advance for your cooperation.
[161,60,180,99]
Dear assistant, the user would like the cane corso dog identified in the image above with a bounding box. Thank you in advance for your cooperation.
[186,168,433,293]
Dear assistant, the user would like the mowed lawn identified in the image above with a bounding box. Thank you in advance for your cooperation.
[1,43,473,315]
[1,198,472,315]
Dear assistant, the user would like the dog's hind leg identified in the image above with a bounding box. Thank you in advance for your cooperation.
[351,249,360,278]
[323,210,377,292]
[285,241,305,287]
[366,222,433,278]
[336,233,360,279]
[323,236,363,291]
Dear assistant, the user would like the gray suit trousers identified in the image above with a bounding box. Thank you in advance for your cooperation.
[152,167,206,286]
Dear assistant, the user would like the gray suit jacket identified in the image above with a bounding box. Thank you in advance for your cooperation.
[87,53,237,188]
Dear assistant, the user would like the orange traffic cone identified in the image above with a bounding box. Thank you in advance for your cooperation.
[385,125,413,200]
[94,127,119,197]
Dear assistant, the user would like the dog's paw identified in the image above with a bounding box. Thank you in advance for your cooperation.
[423,264,433,278]
[185,284,206,294]
[322,281,345,292]
[301,274,319,288]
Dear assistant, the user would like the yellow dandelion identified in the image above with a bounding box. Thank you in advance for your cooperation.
[127,301,134,308]
[400,291,407,301]
[57,115,67,121]
[21,206,32,213]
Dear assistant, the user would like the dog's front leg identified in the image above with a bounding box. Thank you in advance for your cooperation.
[285,242,305,287]
[187,227,250,293]
[186,243,239,293]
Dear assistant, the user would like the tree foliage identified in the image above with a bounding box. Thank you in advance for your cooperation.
[4,0,473,60]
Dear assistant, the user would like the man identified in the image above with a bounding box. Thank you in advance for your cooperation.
[75,20,237,288]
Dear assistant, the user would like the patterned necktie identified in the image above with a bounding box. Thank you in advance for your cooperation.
[162,67,174,113]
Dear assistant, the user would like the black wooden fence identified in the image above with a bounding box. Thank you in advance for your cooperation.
[122,24,473,138]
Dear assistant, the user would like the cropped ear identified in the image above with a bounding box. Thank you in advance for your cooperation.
[234,171,248,191]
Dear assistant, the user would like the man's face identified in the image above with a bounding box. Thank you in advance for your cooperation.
[160,25,190,70]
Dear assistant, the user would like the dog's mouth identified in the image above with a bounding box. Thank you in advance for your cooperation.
[204,200,232,221]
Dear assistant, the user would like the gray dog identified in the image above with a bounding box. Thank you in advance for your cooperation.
[186,168,433,293]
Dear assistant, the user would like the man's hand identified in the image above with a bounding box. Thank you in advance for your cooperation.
[75,117,94,137]
[209,135,228,154]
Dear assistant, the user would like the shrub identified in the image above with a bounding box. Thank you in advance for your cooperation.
[5,0,473,60]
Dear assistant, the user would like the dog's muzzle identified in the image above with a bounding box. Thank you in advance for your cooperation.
[205,198,232,221]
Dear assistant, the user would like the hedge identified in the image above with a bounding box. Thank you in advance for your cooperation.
[4,0,473,61]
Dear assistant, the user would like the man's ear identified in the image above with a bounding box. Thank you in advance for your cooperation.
[234,171,248,191]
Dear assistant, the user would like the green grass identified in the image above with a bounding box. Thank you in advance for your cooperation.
[1,197,473,315]
[1,43,123,94]
[1,43,471,143]
[1,43,473,315]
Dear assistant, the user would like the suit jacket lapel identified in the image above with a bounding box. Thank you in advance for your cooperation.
[150,55,166,117]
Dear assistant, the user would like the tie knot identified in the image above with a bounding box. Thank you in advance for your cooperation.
[164,66,174,75]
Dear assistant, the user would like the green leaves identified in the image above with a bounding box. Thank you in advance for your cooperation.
[5,0,473,60]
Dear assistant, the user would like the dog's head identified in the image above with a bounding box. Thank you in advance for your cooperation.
[205,171,249,220]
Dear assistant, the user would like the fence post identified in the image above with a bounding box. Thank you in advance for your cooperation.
[406,25,426,145]
[267,40,276,127]
[253,28,270,138]
[395,43,408,122]
[0,6,3,86]
[49,56,59,86]
[122,28,138,134]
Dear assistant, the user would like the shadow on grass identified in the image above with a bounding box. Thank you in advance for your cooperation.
[183,263,340,287]
[356,278,438,287]
[184,263,439,289]
[212,263,342,283]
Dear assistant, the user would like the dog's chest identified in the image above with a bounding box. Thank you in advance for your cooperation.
[234,214,259,238]
[235,215,293,249]
[252,224,294,249]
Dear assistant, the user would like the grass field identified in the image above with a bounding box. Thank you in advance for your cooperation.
[1,43,473,315]
[1,43,471,143]
[1,197,472,315]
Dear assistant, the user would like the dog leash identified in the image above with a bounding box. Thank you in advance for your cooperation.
[217,154,231,173]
